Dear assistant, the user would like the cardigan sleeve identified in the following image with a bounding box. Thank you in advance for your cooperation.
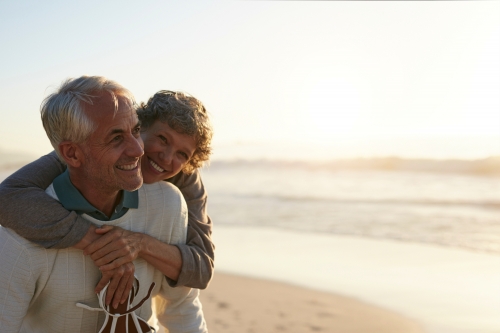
[166,170,215,289]
[0,151,91,249]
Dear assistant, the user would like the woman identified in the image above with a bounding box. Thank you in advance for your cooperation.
[0,90,214,308]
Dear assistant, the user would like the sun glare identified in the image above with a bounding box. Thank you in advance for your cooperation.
[305,78,362,139]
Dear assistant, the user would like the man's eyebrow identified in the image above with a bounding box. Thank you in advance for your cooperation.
[108,128,125,136]
[108,122,141,136]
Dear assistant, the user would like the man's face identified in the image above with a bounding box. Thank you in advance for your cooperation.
[79,93,144,194]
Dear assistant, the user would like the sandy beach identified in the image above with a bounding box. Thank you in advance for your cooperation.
[200,272,424,333]
[209,226,500,333]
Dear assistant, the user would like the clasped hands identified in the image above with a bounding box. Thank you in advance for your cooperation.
[82,225,144,309]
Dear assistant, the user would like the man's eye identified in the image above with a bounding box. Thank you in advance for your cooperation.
[133,127,141,135]
[112,136,122,142]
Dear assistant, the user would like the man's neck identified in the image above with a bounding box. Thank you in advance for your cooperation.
[69,173,121,219]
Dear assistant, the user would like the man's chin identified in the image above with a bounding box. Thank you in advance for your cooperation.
[121,177,143,191]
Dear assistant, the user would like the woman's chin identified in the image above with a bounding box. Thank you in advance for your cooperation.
[141,171,160,184]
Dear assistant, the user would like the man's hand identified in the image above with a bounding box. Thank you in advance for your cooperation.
[83,225,144,269]
[95,262,135,308]
[82,225,144,308]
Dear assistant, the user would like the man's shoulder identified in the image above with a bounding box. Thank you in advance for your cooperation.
[137,182,187,221]
[0,226,43,252]
[140,181,183,201]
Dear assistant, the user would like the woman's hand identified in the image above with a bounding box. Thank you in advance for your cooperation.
[84,225,144,269]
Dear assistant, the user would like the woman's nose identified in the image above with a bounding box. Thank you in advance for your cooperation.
[159,147,173,164]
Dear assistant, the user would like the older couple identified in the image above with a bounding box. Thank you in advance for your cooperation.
[0,76,214,332]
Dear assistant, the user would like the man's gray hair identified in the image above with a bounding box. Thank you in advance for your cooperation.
[40,76,136,161]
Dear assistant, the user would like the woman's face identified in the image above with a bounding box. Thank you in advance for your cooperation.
[140,120,196,184]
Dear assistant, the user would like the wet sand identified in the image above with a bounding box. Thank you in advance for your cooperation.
[200,272,424,333]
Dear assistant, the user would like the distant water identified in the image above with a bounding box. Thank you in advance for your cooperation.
[201,160,500,254]
[2,158,499,254]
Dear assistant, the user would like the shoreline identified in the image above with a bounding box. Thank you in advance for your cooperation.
[200,271,424,333]
[211,225,500,333]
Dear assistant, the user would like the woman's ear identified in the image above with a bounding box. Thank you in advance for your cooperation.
[58,141,83,168]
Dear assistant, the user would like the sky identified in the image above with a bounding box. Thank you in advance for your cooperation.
[0,1,498,161]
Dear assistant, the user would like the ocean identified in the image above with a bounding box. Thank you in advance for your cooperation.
[199,159,500,333]
[201,159,500,255]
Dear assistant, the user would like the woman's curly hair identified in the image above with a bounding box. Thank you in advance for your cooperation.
[137,90,213,174]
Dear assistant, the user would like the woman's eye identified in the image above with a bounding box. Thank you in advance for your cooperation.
[178,152,189,160]
[159,135,167,143]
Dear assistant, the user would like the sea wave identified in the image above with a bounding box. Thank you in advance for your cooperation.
[215,193,500,211]
[209,156,500,177]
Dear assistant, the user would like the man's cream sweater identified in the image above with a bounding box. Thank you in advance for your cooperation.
[0,181,207,333]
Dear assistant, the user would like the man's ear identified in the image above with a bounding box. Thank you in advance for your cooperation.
[58,141,84,168]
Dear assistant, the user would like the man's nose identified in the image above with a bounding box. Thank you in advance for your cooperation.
[127,135,144,158]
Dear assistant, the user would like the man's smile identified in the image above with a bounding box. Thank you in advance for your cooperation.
[116,160,139,171]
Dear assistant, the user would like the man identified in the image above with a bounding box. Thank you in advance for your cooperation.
[0,76,207,332]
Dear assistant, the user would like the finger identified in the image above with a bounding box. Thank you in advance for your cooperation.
[112,276,127,309]
[112,262,134,307]
[95,224,114,235]
[98,256,129,271]
[95,273,111,294]
[112,262,134,308]
[121,274,135,305]
[84,232,118,256]
[94,251,123,267]
[105,270,124,307]
[99,248,136,270]
[91,245,126,263]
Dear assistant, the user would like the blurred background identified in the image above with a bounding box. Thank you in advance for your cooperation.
[1,0,498,256]
[0,1,499,332]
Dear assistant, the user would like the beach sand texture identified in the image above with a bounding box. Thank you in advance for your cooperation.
[210,226,500,333]
[200,272,424,333]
